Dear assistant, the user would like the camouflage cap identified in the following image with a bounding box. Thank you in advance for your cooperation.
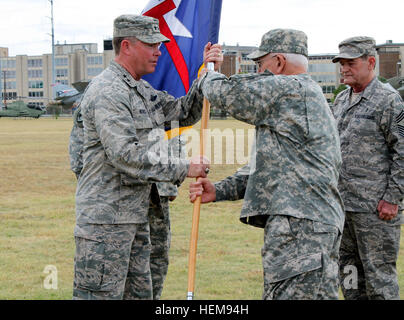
[332,36,376,63]
[247,28,308,60]
[113,14,170,44]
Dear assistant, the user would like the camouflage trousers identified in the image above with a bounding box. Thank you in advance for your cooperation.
[72,222,153,300]
[149,196,171,300]
[262,215,341,300]
[72,191,171,300]
[339,211,401,300]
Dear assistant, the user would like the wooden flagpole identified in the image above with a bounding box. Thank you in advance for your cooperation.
[187,62,213,300]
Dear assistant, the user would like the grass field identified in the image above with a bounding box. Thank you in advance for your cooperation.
[0,117,403,300]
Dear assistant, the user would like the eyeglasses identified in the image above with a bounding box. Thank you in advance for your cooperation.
[141,42,162,51]
[127,39,162,52]
[255,54,278,69]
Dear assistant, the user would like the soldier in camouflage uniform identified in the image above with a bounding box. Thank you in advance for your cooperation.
[71,14,217,300]
[190,29,344,300]
[69,105,186,299]
[332,37,404,300]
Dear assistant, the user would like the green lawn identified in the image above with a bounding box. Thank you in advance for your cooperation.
[0,117,402,300]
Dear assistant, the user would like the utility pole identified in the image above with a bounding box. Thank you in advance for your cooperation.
[0,62,2,109]
[3,70,7,108]
[49,0,56,99]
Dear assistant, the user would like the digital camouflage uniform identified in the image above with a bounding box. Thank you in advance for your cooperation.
[201,29,345,300]
[332,37,404,299]
[69,106,186,299]
[71,15,204,300]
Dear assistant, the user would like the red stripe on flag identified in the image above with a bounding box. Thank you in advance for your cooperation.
[144,0,190,93]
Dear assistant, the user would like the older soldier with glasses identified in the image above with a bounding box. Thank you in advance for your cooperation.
[190,29,344,300]
[332,36,404,300]
[71,14,222,300]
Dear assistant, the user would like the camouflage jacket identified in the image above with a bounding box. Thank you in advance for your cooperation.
[75,61,203,225]
[202,71,344,232]
[333,77,404,212]
[68,105,185,197]
[154,134,186,197]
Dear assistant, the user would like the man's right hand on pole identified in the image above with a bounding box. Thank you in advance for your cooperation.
[187,156,210,179]
[377,199,399,221]
[189,178,216,203]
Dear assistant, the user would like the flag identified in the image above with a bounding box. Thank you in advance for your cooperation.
[142,0,223,98]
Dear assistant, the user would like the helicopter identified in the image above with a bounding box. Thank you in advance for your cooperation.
[0,100,46,118]
[387,76,404,99]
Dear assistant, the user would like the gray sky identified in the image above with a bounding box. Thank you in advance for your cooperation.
[1,0,403,57]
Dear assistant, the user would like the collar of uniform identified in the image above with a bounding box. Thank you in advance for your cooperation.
[110,61,140,88]
[351,76,378,101]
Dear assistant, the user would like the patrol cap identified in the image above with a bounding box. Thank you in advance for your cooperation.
[332,36,376,63]
[113,14,170,44]
[247,28,308,61]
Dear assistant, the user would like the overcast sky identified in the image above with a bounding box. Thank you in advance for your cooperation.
[1,0,403,57]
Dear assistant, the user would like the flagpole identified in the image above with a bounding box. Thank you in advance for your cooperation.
[187,62,213,300]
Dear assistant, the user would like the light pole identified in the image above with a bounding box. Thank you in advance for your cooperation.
[0,61,2,108]
[49,0,56,100]
[2,70,6,108]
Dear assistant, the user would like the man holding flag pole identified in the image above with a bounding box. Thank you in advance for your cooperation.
[141,0,223,299]
[71,7,223,299]
[190,29,345,300]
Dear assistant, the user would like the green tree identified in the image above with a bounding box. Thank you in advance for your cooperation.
[378,76,388,83]
[331,84,347,103]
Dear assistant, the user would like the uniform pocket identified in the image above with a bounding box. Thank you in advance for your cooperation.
[264,252,322,283]
[74,237,114,291]
[312,221,338,234]
[118,175,151,223]
[132,115,154,129]
[264,215,295,237]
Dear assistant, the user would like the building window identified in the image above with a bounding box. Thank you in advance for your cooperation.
[28,69,43,78]
[3,70,16,79]
[28,91,44,98]
[28,81,44,89]
[87,56,103,65]
[4,81,17,89]
[321,85,336,94]
[240,64,257,73]
[1,92,17,100]
[0,59,16,69]
[308,63,335,73]
[241,53,250,61]
[55,58,68,66]
[55,80,69,85]
[28,59,43,68]
[56,69,68,78]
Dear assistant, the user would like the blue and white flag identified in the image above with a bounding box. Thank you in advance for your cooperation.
[142,0,223,98]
